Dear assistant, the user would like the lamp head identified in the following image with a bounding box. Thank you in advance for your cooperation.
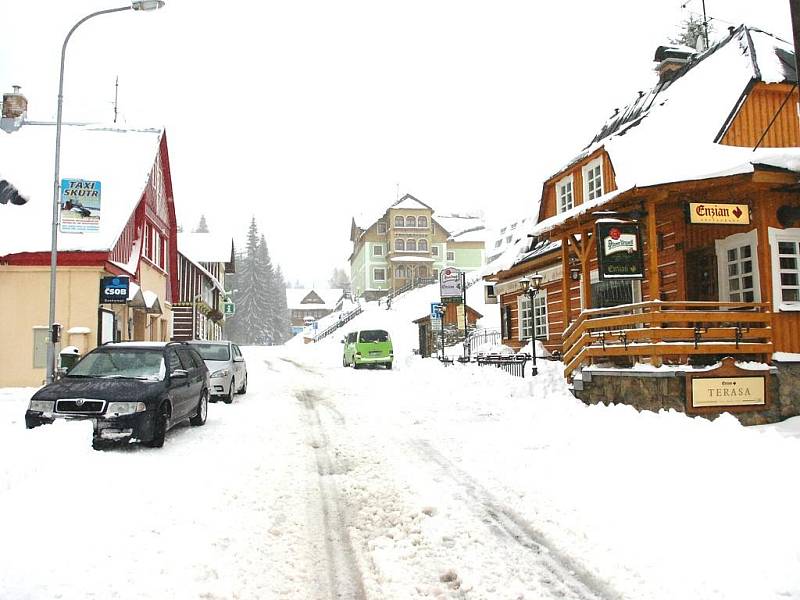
[132,0,165,10]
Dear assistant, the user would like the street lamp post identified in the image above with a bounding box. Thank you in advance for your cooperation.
[521,273,544,375]
[46,1,165,383]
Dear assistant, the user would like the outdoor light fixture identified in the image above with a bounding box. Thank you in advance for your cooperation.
[569,256,581,281]
[522,273,544,300]
[132,0,165,9]
[45,1,166,383]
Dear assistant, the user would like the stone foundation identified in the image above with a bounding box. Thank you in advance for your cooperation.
[572,361,800,425]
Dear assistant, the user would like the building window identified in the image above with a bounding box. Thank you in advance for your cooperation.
[506,235,512,243]
[557,174,574,213]
[418,239,428,251]
[395,239,405,251]
[715,230,760,303]
[432,246,439,257]
[534,291,548,339]
[373,268,386,282]
[372,244,383,256]
[768,227,800,310]
[407,239,417,251]
[500,227,507,234]
[447,251,454,261]
[395,266,406,278]
[418,266,427,277]
[583,158,603,201]
[495,239,503,248]
[502,305,512,340]
[377,221,387,234]
[518,295,532,340]
[394,216,404,227]
[418,216,428,228]
[406,216,416,227]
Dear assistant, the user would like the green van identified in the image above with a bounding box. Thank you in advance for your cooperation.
[342,329,393,369]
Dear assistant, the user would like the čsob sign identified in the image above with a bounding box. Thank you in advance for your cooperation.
[100,276,129,304]
[595,221,644,280]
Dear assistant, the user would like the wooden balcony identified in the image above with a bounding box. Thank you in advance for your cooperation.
[561,301,773,379]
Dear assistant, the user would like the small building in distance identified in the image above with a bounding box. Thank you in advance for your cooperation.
[287,288,345,335]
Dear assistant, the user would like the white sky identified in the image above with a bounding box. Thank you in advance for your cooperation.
[0,0,793,286]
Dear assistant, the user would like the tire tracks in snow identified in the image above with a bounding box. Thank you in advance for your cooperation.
[296,388,367,600]
[410,439,622,600]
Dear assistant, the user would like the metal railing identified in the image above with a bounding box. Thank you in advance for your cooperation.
[312,304,364,342]
[561,300,773,379]
[475,353,534,378]
[379,277,437,307]
[465,327,501,354]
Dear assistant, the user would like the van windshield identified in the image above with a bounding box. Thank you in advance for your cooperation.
[359,330,389,343]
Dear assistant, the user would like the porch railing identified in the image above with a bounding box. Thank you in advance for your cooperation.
[561,300,773,379]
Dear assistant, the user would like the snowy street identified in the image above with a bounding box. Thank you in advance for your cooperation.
[2,340,800,600]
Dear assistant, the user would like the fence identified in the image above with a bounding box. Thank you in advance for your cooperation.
[379,277,438,307]
[465,327,501,355]
[312,304,363,342]
[474,353,534,378]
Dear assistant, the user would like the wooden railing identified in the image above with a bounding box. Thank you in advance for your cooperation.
[561,301,773,379]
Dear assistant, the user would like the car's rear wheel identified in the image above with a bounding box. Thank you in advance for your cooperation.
[191,390,209,425]
[223,379,234,405]
[146,402,170,448]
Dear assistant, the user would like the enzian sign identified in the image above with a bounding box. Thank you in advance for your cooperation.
[595,221,644,280]
[687,202,750,225]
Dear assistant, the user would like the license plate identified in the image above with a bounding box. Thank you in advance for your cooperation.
[369,351,381,356]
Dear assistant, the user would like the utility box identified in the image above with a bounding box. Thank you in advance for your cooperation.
[59,346,81,371]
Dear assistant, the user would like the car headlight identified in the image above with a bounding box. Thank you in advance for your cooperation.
[106,402,146,416]
[28,400,55,412]
[210,369,230,378]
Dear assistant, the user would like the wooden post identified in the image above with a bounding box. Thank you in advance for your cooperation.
[757,201,773,308]
[580,229,592,310]
[561,236,571,327]
[647,198,662,366]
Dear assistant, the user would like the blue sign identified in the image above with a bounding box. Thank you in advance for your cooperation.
[430,302,444,318]
[100,276,129,304]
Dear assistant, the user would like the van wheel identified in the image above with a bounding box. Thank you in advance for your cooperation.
[386,362,393,370]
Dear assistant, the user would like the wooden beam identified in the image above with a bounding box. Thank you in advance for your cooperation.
[561,236,571,327]
[580,229,592,310]
[757,201,774,308]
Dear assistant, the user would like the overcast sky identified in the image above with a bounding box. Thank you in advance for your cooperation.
[0,0,794,287]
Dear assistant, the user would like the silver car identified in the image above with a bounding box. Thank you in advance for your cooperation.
[187,341,247,404]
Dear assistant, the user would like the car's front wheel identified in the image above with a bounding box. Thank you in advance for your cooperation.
[146,402,170,448]
[191,390,209,425]
[237,373,247,395]
[223,379,234,405]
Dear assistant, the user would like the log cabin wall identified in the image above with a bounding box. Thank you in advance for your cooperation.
[721,83,800,148]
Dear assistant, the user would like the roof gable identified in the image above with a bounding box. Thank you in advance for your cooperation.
[390,193,432,211]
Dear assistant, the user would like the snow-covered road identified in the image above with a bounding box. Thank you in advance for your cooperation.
[2,343,800,600]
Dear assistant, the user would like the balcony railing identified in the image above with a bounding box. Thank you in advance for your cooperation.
[561,301,773,379]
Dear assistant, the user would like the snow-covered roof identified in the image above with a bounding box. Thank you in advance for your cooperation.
[585,27,800,192]
[0,122,162,257]
[177,232,233,265]
[286,288,344,311]
[434,214,486,242]
[391,194,431,210]
[352,194,433,231]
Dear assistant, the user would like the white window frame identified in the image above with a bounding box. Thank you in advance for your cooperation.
[769,227,800,311]
[715,229,760,303]
[418,239,428,251]
[417,216,428,228]
[373,268,386,282]
[556,174,574,214]
[406,239,417,251]
[533,289,548,339]
[372,244,383,256]
[446,251,455,261]
[517,294,533,341]
[582,158,604,201]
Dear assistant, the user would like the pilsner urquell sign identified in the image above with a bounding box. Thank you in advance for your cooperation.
[595,221,644,280]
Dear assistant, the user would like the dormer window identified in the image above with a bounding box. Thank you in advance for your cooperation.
[557,174,574,213]
[583,158,603,201]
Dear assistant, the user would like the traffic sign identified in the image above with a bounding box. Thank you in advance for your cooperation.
[223,302,235,316]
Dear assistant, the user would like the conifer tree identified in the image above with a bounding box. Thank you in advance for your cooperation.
[194,214,210,233]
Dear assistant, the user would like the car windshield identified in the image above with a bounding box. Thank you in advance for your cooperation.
[192,343,231,361]
[68,349,166,381]
[359,330,389,343]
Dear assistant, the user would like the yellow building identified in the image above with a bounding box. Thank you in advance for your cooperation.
[0,88,179,387]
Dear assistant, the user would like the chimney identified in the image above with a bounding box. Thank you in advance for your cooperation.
[653,46,696,83]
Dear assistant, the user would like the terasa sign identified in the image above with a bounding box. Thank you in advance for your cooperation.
[99,276,129,304]
[687,202,750,225]
[595,221,644,280]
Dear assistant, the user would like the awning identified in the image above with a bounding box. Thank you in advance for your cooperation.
[127,283,163,315]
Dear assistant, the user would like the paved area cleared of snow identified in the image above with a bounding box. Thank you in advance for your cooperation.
[2,334,800,599]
